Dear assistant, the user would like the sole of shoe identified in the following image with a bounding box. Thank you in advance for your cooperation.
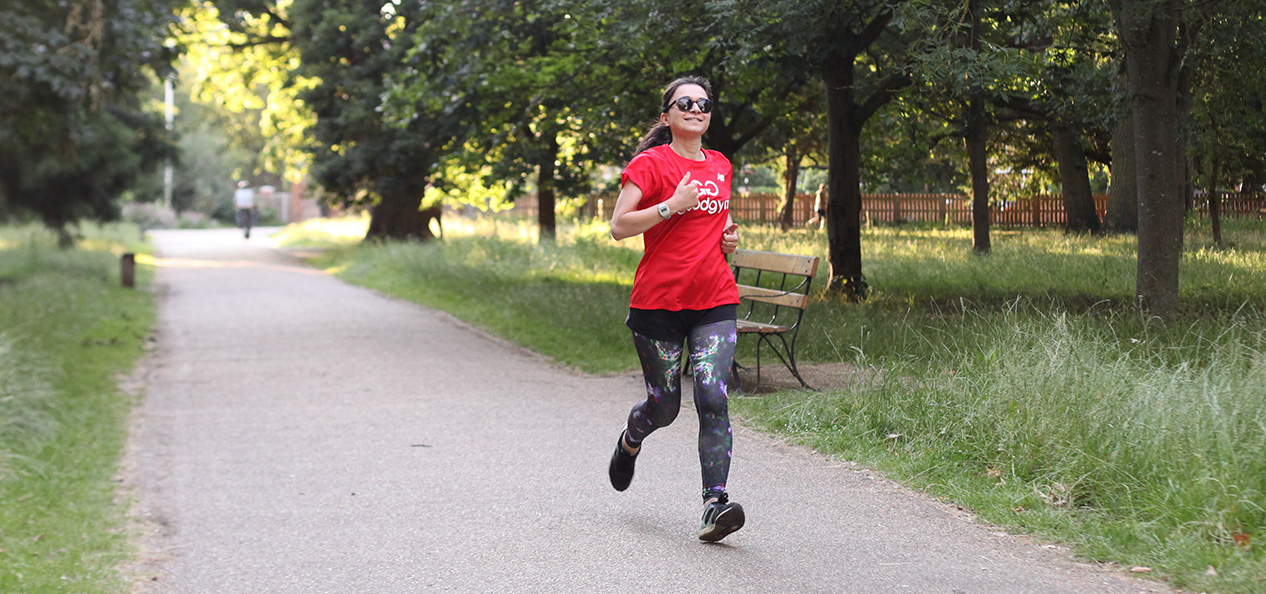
[699,505,745,542]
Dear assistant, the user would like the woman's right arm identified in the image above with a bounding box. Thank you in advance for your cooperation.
[610,173,699,241]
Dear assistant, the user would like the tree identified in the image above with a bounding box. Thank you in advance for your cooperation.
[739,78,828,231]
[1108,0,1193,317]
[856,91,966,195]
[1105,0,1266,314]
[392,0,634,243]
[1049,122,1100,232]
[720,0,914,300]
[775,108,829,231]
[962,0,993,251]
[819,11,912,298]
[1034,1,1116,234]
[0,0,178,243]
[208,0,457,240]
[898,0,1035,250]
[179,1,315,188]
[976,1,1113,236]
[1189,1,1266,246]
[603,0,810,165]
[1103,72,1138,233]
[914,0,1004,251]
[386,0,811,242]
[289,0,456,241]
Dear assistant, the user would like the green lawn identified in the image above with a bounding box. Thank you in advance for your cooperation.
[0,224,155,593]
[283,213,1266,593]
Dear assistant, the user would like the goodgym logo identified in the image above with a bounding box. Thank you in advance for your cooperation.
[686,180,728,215]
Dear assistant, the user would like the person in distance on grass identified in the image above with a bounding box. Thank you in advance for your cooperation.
[607,76,745,543]
[806,182,827,231]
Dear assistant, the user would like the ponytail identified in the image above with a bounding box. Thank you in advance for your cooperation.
[631,122,673,157]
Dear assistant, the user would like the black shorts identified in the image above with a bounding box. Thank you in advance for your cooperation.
[625,304,737,342]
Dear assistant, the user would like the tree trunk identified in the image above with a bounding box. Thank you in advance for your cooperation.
[815,8,906,301]
[1104,110,1138,233]
[1208,152,1222,247]
[537,135,558,243]
[965,96,991,253]
[1115,0,1185,318]
[1184,152,1195,212]
[365,191,439,241]
[1177,64,1195,213]
[823,53,868,301]
[1051,124,1101,234]
[778,148,800,231]
[964,0,991,253]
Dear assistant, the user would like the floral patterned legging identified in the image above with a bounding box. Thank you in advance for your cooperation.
[624,320,737,497]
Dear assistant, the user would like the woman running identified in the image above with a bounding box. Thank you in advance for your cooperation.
[607,76,745,542]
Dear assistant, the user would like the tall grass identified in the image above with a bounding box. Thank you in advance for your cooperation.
[743,305,1266,592]
[0,335,56,480]
[0,223,154,593]
[287,214,1266,592]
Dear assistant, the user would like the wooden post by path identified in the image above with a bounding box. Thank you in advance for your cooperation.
[122,253,136,288]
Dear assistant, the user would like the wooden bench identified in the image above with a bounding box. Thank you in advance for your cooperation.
[730,249,820,393]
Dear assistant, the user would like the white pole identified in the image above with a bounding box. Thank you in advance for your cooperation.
[164,76,174,210]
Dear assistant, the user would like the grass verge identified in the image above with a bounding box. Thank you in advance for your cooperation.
[281,214,1266,593]
[0,224,155,593]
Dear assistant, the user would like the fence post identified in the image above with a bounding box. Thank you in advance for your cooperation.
[121,253,136,288]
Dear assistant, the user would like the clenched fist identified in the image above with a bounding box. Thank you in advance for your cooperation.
[720,223,739,254]
[667,171,700,214]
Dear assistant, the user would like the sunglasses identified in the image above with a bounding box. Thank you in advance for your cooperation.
[665,96,713,114]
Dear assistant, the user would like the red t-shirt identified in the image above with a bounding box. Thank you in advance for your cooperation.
[621,144,739,311]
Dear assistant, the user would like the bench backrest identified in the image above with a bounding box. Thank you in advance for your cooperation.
[731,249,820,324]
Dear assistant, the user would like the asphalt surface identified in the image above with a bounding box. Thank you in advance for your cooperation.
[127,228,1177,594]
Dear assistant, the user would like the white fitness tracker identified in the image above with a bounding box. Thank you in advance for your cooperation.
[657,203,672,219]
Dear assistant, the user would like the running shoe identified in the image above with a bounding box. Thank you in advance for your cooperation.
[698,492,745,542]
[608,431,638,491]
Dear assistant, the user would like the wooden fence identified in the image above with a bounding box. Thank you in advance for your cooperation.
[1196,191,1266,219]
[507,190,1266,228]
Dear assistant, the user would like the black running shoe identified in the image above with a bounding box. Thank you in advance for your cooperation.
[698,492,745,542]
[608,432,638,491]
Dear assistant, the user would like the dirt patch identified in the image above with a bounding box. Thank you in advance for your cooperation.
[733,360,871,395]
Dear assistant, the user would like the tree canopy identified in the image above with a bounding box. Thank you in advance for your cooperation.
[0,0,179,243]
[5,0,1266,314]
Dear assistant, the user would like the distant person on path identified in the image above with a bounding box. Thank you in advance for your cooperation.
[806,182,828,230]
[607,76,745,542]
[234,181,255,239]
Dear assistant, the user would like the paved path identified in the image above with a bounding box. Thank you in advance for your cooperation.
[128,228,1174,594]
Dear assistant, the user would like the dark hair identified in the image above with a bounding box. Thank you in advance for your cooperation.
[631,76,714,158]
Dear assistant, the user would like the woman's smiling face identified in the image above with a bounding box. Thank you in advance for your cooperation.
[661,83,711,136]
